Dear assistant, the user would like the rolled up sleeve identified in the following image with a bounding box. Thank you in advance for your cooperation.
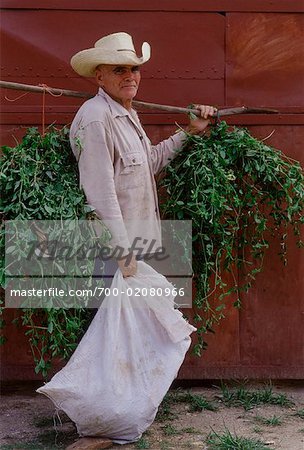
[149,130,187,175]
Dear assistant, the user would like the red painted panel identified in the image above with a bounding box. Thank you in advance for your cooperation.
[1,10,224,82]
[239,241,304,367]
[180,125,304,379]
[139,80,224,106]
[2,0,304,13]
[1,9,225,141]
[0,310,41,381]
[238,125,304,368]
[226,13,304,108]
[1,5,303,380]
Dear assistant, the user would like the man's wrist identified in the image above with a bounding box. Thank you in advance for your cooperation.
[186,125,207,136]
[117,251,134,266]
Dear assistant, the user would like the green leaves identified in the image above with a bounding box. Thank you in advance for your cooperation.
[160,121,304,351]
[0,126,94,377]
[1,126,87,221]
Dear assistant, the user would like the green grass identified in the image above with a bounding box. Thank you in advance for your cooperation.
[166,389,217,412]
[155,394,178,422]
[186,393,218,412]
[161,424,181,436]
[206,429,274,450]
[254,414,283,426]
[181,426,202,434]
[135,437,151,449]
[181,442,196,449]
[252,426,263,434]
[160,442,171,450]
[156,389,217,422]
[294,408,304,419]
[219,383,293,410]
[32,415,54,428]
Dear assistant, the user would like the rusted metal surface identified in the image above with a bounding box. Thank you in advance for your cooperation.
[226,13,304,108]
[0,4,303,380]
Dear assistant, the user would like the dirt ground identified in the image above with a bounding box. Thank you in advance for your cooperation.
[0,381,304,450]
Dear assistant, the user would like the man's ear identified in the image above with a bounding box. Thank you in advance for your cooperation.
[95,68,104,86]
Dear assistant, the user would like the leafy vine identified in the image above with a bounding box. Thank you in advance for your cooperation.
[0,127,99,377]
[1,122,303,373]
[159,121,304,354]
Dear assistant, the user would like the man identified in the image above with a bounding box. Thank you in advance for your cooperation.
[70,32,216,278]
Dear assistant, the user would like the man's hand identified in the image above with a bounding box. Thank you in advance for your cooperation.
[187,104,217,135]
[117,253,137,277]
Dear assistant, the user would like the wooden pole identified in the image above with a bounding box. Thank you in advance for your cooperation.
[0,80,278,116]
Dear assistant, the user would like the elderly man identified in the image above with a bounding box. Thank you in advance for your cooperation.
[70,32,216,279]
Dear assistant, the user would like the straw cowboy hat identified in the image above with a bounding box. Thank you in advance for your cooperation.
[70,32,151,77]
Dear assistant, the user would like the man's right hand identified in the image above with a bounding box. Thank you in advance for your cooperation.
[117,253,137,277]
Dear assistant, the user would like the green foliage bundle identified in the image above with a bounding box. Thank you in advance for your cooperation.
[0,127,95,376]
[1,127,86,221]
[1,122,303,373]
[160,121,304,355]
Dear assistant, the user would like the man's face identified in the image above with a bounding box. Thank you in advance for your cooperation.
[95,65,141,106]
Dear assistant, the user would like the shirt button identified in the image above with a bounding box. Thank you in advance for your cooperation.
[132,158,136,163]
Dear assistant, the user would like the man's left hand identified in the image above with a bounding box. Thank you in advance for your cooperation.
[187,104,217,135]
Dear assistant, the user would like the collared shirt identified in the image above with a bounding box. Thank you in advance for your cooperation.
[70,88,187,255]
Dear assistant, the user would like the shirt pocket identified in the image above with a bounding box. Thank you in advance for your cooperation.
[118,151,145,190]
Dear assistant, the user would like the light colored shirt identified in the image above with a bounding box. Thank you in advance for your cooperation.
[70,88,186,256]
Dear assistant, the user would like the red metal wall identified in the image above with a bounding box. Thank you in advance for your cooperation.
[1,1,303,380]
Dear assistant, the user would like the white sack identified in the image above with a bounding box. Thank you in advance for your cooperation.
[36,262,196,444]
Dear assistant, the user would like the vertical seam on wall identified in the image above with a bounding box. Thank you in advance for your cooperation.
[224,11,228,107]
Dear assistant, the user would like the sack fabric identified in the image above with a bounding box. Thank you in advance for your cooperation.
[36,262,196,444]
